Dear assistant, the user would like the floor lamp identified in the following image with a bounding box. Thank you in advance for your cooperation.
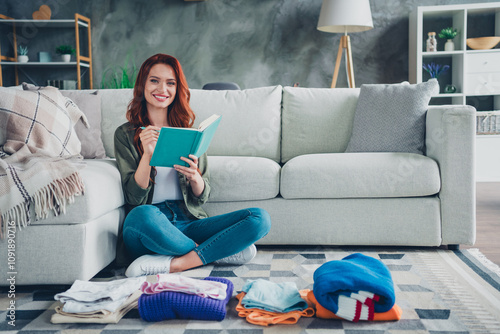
[317,0,373,88]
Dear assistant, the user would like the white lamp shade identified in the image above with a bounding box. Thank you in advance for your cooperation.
[317,0,373,33]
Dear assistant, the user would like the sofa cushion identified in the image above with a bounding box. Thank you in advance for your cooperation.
[98,86,283,160]
[62,90,107,159]
[345,80,439,155]
[281,86,360,163]
[22,83,107,159]
[0,85,87,156]
[190,86,283,162]
[280,153,440,199]
[30,159,125,225]
[207,156,280,202]
[97,89,133,158]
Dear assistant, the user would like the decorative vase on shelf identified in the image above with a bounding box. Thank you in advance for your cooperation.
[38,51,51,62]
[18,55,29,63]
[444,84,457,94]
[61,54,71,62]
[444,39,455,51]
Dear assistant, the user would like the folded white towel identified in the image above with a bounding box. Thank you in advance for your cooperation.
[51,290,142,324]
[54,277,146,313]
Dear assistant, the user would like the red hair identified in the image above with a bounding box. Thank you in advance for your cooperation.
[126,54,195,157]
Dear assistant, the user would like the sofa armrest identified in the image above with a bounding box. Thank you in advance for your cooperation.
[425,105,476,246]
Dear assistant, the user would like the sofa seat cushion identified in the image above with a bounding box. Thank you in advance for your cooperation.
[280,153,440,199]
[31,159,125,225]
[207,156,281,202]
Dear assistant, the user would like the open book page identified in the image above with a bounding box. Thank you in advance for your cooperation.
[192,115,221,157]
[198,114,221,131]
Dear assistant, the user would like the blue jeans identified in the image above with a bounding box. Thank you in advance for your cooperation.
[122,200,271,265]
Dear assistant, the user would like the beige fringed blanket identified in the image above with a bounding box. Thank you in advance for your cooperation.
[0,86,89,237]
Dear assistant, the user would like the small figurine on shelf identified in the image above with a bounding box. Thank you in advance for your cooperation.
[32,5,51,20]
[426,32,437,52]
[17,45,29,63]
[439,27,458,51]
[55,45,75,62]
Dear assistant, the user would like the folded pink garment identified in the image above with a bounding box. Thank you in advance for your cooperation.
[138,277,233,322]
[141,274,228,300]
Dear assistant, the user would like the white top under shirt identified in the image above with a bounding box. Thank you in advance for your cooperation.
[152,167,183,204]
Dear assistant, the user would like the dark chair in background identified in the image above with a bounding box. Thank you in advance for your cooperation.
[202,82,241,90]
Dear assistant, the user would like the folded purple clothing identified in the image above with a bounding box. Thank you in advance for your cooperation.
[138,277,234,322]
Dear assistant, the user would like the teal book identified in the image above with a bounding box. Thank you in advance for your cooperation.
[149,114,221,167]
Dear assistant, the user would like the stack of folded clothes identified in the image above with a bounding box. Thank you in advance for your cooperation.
[138,275,233,322]
[235,279,315,326]
[51,277,146,324]
[310,253,402,322]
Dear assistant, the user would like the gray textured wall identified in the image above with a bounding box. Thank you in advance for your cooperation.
[1,0,499,89]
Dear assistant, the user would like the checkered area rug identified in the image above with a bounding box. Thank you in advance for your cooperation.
[2,246,500,333]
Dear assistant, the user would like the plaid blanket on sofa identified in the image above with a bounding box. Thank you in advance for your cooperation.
[0,86,88,237]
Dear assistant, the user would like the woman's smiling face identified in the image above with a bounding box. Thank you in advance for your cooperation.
[144,63,177,112]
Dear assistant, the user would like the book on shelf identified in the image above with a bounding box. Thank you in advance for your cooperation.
[149,114,221,167]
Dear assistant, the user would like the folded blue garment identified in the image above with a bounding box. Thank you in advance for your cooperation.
[241,279,308,313]
[138,277,233,322]
[313,253,395,314]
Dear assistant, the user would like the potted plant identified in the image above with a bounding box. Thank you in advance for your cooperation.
[17,45,29,63]
[55,45,75,62]
[100,55,138,89]
[439,27,458,51]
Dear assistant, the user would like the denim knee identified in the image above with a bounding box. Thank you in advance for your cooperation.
[247,207,272,240]
[123,205,159,231]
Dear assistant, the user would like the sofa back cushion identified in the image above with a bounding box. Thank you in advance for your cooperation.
[99,89,133,158]
[99,86,282,160]
[189,86,282,162]
[345,80,439,155]
[21,84,108,159]
[61,90,107,159]
[281,87,360,163]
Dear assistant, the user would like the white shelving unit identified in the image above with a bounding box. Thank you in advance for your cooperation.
[409,3,500,182]
[0,13,93,89]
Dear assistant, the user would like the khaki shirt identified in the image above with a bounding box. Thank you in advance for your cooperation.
[114,122,211,219]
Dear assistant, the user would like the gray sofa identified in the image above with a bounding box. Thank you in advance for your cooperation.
[0,85,476,285]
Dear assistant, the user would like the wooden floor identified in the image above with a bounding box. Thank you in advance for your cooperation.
[463,182,500,266]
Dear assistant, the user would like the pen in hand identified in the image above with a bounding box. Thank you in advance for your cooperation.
[140,126,160,132]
